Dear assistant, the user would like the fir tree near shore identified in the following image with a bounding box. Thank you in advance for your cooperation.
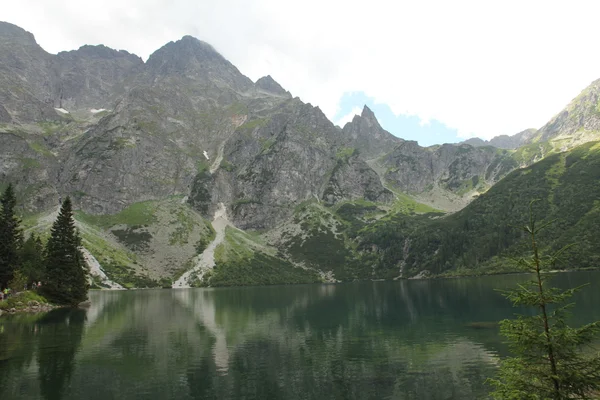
[0,184,23,289]
[489,201,600,399]
[0,186,89,306]
[41,197,89,306]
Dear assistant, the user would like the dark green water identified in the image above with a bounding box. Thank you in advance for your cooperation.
[1,271,599,400]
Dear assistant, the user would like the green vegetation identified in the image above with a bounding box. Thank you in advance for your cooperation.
[0,290,49,311]
[489,203,600,399]
[75,200,157,229]
[511,141,554,165]
[112,226,153,250]
[356,141,600,278]
[219,159,236,172]
[0,184,23,289]
[28,141,54,157]
[203,227,320,287]
[237,117,269,134]
[336,147,357,162]
[390,192,441,215]
[208,253,320,287]
[42,197,89,306]
[20,158,40,169]
[196,159,210,174]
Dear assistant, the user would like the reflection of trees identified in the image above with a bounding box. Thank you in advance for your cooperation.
[0,314,41,398]
[174,282,501,399]
[37,309,86,400]
[8,273,598,399]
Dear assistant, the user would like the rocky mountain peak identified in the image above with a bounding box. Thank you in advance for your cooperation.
[146,35,227,68]
[0,21,38,47]
[536,78,600,144]
[145,34,253,92]
[255,75,290,97]
[361,105,376,120]
[462,128,538,150]
[58,44,142,63]
[341,105,402,158]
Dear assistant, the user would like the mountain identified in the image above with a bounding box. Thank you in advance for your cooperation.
[1,21,599,286]
[355,141,600,278]
[463,129,537,149]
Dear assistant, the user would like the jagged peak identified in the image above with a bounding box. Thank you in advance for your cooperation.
[148,35,225,62]
[255,75,291,97]
[361,105,376,120]
[0,21,39,46]
[58,44,142,62]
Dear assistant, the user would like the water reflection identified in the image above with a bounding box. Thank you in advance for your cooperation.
[0,271,598,399]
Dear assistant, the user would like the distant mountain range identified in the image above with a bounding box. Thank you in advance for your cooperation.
[1,21,598,287]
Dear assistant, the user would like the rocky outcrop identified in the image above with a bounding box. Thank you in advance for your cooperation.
[377,141,514,198]
[255,75,291,97]
[341,106,403,159]
[463,129,537,149]
[322,151,394,205]
[194,99,392,229]
[54,45,143,110]
[535,78,600,146]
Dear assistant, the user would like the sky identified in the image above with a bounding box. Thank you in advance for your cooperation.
[4,0,600,146]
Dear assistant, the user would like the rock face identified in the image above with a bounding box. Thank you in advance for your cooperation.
[54,45,143,110]
[0,22,394,230]
[535,78,600,147]
[255,75,291,97]
[370,140,516,211]
[192,100,394,229]
[341,106,403,159]
[2,21,600,285]
[463,129,537,149]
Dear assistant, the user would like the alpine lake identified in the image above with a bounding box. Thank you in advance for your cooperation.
[1,271,599,400]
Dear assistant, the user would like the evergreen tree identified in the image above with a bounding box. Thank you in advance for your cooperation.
[42,197,88,306]
[489,201,600,399]
[20,233,46,283]
[0,184,23,289]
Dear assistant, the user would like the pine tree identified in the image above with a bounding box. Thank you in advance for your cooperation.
[489,201,600,399]
[42,197,89,306]
[20,233,46,283]
[0,184,23,289]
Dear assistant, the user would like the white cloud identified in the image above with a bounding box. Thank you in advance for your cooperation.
[334,106,363,128]
[4,0,600,140]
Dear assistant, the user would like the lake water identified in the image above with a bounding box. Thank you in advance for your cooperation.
[1,271,599,400]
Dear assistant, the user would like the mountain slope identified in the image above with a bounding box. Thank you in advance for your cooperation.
[1,21,600,287]
[356,141,600,278]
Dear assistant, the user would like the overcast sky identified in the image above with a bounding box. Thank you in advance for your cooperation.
[4,0,600,144]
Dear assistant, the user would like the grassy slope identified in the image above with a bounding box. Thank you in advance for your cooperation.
[357,141,600,277]
[204,226,320,287]
[24,197,215,288]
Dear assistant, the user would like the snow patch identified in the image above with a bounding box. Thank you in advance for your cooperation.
[54,108,69,114]
[90,108,107,114]
[203,150,210,160]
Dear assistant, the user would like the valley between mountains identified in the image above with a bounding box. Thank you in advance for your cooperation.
[1,21,599,288]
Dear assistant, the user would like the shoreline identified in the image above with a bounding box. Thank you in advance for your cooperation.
[88,267,600,290]
[0,291,90,317]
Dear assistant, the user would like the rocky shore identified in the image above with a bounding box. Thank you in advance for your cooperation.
[0,299,57,316]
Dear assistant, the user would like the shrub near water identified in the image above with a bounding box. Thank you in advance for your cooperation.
[0,290,49,311]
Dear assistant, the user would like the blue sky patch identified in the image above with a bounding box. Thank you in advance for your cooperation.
[333,92,464,147]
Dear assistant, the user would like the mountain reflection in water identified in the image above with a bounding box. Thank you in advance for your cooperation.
[1,271,599,400]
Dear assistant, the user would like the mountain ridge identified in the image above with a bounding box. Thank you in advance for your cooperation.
[1,21,599,287]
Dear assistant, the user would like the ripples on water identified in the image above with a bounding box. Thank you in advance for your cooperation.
[1,271,599,399]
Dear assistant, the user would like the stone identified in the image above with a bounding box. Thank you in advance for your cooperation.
[78,300,92,308]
